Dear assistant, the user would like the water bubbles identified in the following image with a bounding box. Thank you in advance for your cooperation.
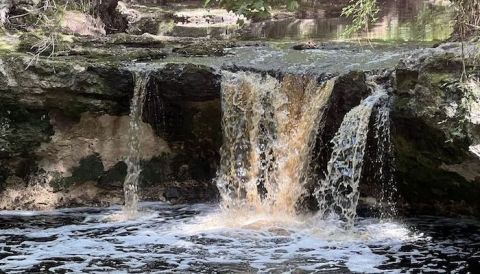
[123,72,150,218]
[315,84,392,228]
[217,71,334,216]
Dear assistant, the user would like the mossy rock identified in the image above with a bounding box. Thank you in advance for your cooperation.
[393,116,479,215]
[172,41,235,57]
[99,161,127,189]
[0,103,53,158]
[392,50,480,216]
[18,32,72,56]
[51,154,104,191]
[107,33,165,48]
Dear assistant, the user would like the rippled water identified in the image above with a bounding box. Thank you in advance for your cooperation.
[240,0,453,42]
[1,203,479,273]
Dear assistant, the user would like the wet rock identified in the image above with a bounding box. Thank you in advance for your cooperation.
[0,56,222,209]
[392,45,480,216]
[99,161,128,189]
[0,103,53,158]
[147,63,221,101]
[300,71,370,211]
[172,41,234,57]
[65,46,167,61]
[50,154,105,191]
[164,186,180,200]
[36,111,171,186]
[292,41,319,50]
[144,64,222,183]
[0,53,134,117]
[107,33,166,48]
[162,181,219,203]
[141,156,174,186]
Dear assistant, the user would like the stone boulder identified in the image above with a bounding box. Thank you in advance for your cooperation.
[391,44,480,216]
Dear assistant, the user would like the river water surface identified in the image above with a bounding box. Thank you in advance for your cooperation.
[1,203,479,273]
[1,1,478,274]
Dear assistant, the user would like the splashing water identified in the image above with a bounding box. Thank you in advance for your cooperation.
[315,82,390,228]
[123,72,150,218]
[372,93,398,219]
[216,71,335,216]
[2,203,478,273]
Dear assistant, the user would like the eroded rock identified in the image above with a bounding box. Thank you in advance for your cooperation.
[392,44,480,216]
[0,56,222,209]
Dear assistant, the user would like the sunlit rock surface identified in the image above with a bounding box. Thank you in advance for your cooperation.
[392,43,480,216]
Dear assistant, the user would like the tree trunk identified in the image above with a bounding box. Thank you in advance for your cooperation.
[91,0,128,34]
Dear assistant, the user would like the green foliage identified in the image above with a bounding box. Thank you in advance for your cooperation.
[206,0,379,36]
[452,0,480,39]
[341,0,379,37]
[204,0,298,20]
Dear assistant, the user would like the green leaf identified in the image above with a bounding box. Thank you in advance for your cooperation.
[287,1,299,11]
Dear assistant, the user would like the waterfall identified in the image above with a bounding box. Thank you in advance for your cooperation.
[123,72,150,217]
[216,70,396,228]
[216,70,335,215]
[372,95,397,219]
[314,82,391,228]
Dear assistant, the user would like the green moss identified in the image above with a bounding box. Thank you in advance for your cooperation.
[51,154,104,191]
[393,117,479,213]
[140,155,173,187]
[425,72,454,86]
[99,161,127,188]
[0,103,53,157]
[0,37,17,53]
[18,32,72,56]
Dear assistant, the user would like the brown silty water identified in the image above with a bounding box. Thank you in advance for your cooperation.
[123,72,150,218]
[216,71,335,216]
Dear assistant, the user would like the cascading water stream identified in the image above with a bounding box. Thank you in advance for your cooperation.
[216,70,335,216]
[216,70,397,228]
[314,81,392,228]
[123,72,150,218]
[372,94,398,219]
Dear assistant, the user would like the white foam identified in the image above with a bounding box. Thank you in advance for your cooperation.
[0,203,474,273]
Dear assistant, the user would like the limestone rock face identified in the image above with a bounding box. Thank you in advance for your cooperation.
[36,112,171,186]
[0,55,134,116]
[1,41,480,217]
[391,44,480,216]
[143,63,222,184]
[0,55,221,209]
